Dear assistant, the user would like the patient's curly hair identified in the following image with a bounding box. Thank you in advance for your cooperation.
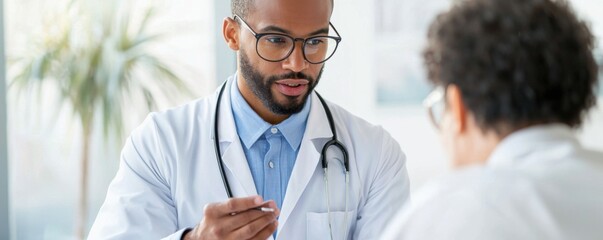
[424,0,599,133]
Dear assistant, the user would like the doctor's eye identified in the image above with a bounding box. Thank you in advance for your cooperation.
[306,38,326,46]
[262,35,290,46]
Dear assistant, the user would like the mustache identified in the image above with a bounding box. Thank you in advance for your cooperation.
[267,72,314,83]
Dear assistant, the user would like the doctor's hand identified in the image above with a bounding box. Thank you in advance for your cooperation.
[183,196,280,240]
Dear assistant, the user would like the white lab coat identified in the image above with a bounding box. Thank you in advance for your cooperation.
[380,124,603,240]
[89,76,410,240]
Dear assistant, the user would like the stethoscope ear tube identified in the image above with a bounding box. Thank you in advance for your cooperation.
[213,82,234,198]
[315,92,350,173]
[321,139,350,173]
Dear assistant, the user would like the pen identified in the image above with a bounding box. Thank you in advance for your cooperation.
[230,207,275,216]
[254,207,275,212]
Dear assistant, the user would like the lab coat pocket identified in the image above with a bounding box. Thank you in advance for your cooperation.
[306,210,356,240]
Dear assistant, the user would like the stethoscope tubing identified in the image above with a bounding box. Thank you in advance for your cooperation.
[212,80,350,199]
[213,82,234,198]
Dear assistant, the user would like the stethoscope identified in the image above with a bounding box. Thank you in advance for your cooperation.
[212,80,351,239]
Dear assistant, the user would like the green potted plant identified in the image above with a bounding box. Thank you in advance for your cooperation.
[10,0,192,238]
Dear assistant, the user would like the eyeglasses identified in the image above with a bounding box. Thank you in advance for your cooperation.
[233,14,342,64]
[423,86,446,129]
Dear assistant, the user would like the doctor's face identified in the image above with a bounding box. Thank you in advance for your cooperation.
[239,50,323,115]
[236,0,333,115]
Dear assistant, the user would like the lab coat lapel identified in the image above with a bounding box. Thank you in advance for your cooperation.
[214,78,258,197]
[278,93,333,233]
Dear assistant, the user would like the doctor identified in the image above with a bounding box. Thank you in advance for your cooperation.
[89,0,410,239]
[381,0,603,239]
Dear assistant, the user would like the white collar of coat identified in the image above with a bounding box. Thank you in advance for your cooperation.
[486,123,579,168]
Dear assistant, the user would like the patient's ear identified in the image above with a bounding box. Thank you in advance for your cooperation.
[446,84,468,134]
[223,17,240,51]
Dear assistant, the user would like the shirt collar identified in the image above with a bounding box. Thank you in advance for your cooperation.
[275,96,311,151]
[230,74,311,151]
[487,124,579,167]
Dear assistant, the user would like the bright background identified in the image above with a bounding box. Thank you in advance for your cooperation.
[2,0,602,239]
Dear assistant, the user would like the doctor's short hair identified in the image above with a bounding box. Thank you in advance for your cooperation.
[231,0,334,19]
[424,0,599,133]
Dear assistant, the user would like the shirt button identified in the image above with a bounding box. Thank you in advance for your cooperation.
[269,161,274,169]
[271,127,278,134]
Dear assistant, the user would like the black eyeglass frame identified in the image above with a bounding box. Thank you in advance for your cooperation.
[233,14,343,64]
[423,86,446,130]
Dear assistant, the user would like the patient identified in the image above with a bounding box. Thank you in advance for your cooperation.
[381,0,603,239]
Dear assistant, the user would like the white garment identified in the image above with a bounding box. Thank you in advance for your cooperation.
[381,124,603,240]
[88,76,410,240]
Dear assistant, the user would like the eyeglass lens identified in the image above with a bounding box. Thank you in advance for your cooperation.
[257,35,339,63]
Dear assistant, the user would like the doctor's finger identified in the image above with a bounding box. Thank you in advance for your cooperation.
[263,200,281,216]
[231,213,278,240]
[205,196,264,217]
[220,209,274,232]
[248,220,278,240]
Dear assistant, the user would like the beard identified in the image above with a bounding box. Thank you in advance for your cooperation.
[239,50,324,115]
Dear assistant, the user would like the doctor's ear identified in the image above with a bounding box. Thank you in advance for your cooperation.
[223,17,241,51]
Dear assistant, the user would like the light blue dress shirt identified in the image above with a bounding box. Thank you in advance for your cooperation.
[230,77,311,210]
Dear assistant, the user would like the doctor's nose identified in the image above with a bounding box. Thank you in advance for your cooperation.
[282,42,309,72]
